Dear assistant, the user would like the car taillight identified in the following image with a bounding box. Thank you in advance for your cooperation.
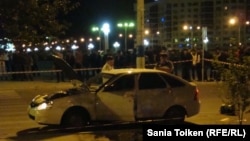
[194,87,199,101]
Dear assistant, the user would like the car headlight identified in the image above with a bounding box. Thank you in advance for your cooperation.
[37,101,53,110]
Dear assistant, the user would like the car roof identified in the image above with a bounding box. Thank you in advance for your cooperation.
[102,68,168,75]
[102,68,193,85]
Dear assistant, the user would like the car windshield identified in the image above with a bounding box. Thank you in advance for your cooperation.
[86,73,115,89]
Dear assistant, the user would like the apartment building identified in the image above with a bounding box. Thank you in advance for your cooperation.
[144,0,250,50]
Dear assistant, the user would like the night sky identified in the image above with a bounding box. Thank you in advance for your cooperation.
[65,0,155,38]
[65,0,136,37]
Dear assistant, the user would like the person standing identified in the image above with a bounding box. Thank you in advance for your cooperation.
[101,56,114,72]
[180,49,192,82]
[154,52,174,73]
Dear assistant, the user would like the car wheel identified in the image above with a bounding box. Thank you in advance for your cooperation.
[164,106,186,123]
[61,109,90,128]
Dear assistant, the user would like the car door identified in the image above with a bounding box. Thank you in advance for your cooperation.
[135,72,174,119]
[95,74,136,121]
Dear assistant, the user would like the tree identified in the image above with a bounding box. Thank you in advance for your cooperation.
[218,48,250,125]
[0,0,80,49]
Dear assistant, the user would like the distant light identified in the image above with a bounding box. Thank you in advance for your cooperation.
[161,17,165,22]
[80,38,85,42]
[203,37,209,44]
[26,48,32,52]
[71,44,79,50]
[144,39,149,46]
[1,43,15,52]
[56,46,61,51]
[113,41,120,48]
[45,46,50,51]
[88,43,94,50]
[34,47,39,51]
[102,23,110,35]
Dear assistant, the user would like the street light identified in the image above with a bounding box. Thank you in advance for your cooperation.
[183,25,200,48]
[113,41,120,51]
[117,22,135,51]
[229,17,240,45]
[101,23,110,53]
[92,26,101,50]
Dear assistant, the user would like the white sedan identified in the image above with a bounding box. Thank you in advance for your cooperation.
[27,55,201,127]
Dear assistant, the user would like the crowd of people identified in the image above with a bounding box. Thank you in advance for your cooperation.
[0,45,249,82]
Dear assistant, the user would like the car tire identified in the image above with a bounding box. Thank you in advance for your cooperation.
[61,109,90,128]
[164,106,186,124]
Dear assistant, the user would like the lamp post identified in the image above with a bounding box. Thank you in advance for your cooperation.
[183,25,192,47]
[136,0,145,68]
[228,17,250,46]
[101,23,110,53]
[92,26,101,50]
[183,25,200,48]
[117,22,135,52]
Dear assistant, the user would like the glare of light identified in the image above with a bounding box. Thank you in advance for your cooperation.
[117,22,135,28]
[183,25,188,30]
[185,38,190,42]
[45,46,50,51]
[26,48,32,52]
[88,43,94,50]
[80,38,85,42]
[203,37,209,44]
[71,44,79,50]
[113,41,120,48]
[144,39,149,46]
[34,47,39,51]
[37,103,48,110]
[56,46,61,51]
[92,27,99,32]
[102,23,110,35]
[2,43,15,52]
[229,18,237,25]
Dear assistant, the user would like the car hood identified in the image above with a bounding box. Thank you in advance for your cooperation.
[51,54,90,90]
[51,54,81,81]
[30,91,68,107]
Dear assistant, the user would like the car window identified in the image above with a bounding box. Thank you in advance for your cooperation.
[104,74,135,92]
[160,73,185,87]
[139,73,166,89]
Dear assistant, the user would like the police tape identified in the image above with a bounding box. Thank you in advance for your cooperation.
[0,67,102,75]
[0,58,245,75]
[203,58,245,67]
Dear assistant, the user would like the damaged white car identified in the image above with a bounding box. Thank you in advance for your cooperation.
[27,55,201,127]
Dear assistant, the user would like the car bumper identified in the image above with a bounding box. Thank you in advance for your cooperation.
[185,101,201,117]
[27,105,62,125]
